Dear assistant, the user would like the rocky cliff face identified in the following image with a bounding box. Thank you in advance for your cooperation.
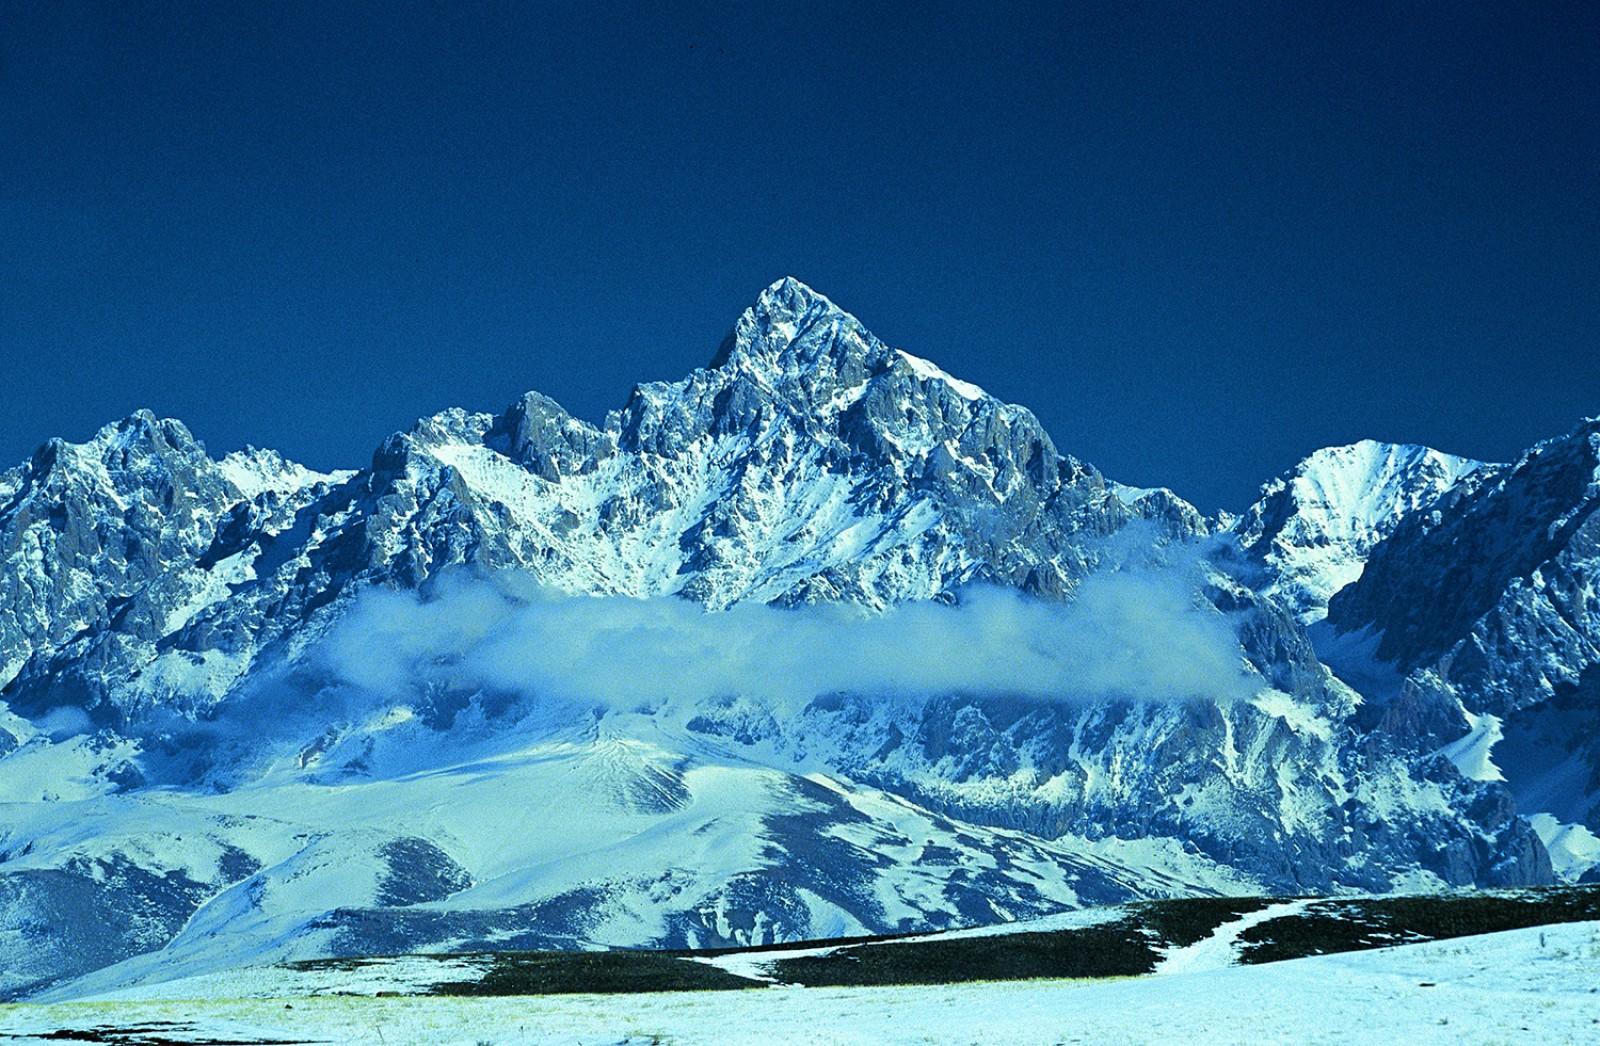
[1328,422,1600,708]
[0,278,1571,999]
[0,415,347,726]
[1323,420,1600,880]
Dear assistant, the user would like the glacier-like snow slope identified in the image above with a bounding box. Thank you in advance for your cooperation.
[1231,440,1487,624]
[0,277,1569,998]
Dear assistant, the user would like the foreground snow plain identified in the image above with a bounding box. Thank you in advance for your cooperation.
[3,921,1597,1045]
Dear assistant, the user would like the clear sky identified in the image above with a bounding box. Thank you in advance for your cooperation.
[3,1,1596,510]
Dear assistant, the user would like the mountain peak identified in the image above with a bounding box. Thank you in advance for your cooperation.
[753,275,831,318]
[25,410,204,477]
[218,447,354,501]
[1281,441,1488,516]
[1234,439,1490,622]
[709,277,865,373]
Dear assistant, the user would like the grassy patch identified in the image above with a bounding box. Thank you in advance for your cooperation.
[428,952,763,996]
[765,897,1270,988]
[1237,886,1600,965]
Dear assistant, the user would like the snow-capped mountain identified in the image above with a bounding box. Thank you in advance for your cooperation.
[1323,419,1600,881]
[1231,440,1487,623]
[0,278,1573,999]
[0,416,345,696]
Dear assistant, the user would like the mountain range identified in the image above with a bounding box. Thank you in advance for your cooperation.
[2,277,1596,1000]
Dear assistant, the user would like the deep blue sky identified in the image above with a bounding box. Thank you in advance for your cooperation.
[3,2,1596,510]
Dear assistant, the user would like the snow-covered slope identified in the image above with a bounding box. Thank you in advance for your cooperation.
[0,278,1567,998]
[218,446,355,501]
[1232,440,1488,623]
[12,716,1255,1002]
[7,921,1598,1045]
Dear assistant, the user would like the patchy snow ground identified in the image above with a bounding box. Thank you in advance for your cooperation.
[2,921,1597,1045]
[1154,898,1314,975]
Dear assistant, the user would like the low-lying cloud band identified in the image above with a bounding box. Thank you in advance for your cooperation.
[315,563,1259,714]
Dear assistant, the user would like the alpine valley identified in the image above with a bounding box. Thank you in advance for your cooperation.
[2,279,1597,1001]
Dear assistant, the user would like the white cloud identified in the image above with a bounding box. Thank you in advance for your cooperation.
[312,559,1259,715]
